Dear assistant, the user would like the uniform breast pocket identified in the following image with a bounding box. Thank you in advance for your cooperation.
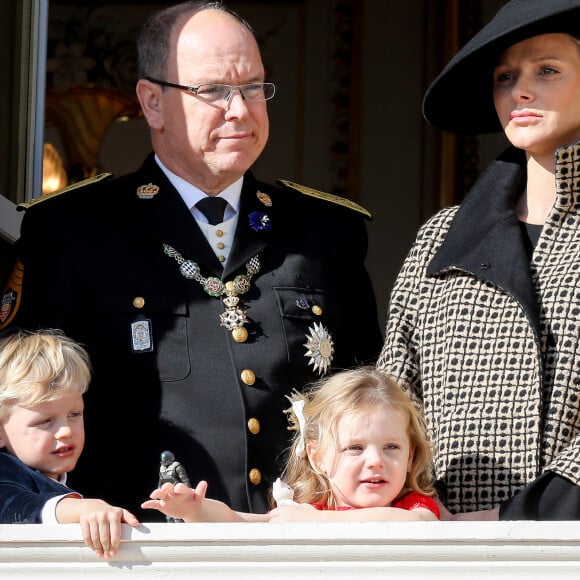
[153,313,191,382]
[96,288,191,382]
[274,287,336,377]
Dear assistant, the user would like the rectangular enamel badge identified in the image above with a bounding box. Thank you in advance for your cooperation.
[130,316,153,353]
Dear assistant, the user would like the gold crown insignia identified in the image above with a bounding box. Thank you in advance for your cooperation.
[136,183,160,199]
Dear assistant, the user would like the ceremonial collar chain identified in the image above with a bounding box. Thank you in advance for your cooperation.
[162,243,260,343]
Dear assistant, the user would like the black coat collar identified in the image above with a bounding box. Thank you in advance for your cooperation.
[224,172,271,278]
[427,146,540,331]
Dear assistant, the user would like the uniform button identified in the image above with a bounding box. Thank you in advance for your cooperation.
[218,255,226,262]
[248,418,261,434]
[217,242,225,249]
[216,230,224,237]
[241,369,256,385]
[133,297,145,309]
[249,468,262,485]
[312,305,323,316]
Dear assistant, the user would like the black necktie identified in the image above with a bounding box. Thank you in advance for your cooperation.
[196,196,228,226]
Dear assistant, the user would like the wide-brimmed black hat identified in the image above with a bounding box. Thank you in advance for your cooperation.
[423,0,580,134]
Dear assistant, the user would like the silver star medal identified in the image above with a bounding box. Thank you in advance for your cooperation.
[303,322,334,375]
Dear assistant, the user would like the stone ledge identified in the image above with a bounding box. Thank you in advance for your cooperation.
[1,521,579,578]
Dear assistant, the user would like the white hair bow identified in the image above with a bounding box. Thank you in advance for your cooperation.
[292,399,307,457]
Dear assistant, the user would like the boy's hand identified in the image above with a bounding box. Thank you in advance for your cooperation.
[57,497,139,559]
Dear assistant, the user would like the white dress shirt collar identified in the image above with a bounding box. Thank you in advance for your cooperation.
[154,154,242,221]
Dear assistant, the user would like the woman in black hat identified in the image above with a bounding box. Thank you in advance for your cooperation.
[378,0,580,520]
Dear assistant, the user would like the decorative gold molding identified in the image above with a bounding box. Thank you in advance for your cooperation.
[45,86,142,181]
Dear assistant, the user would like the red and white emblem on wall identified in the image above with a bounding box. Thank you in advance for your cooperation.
[0,259,24,329]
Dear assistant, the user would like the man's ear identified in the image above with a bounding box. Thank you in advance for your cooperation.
[136,79,164,130]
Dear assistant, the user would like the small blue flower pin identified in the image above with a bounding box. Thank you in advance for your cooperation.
[248,210,272,232]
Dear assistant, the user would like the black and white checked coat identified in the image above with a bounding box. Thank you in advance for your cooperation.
[378,142,580,515]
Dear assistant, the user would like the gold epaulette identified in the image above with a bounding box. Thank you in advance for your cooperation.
[277,179,372,219]
[18,172,113,210]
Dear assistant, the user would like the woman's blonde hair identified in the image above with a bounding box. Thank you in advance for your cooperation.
[0,329,91,423]
[280,366,435,507]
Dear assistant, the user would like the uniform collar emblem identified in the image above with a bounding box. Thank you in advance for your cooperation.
[256,191,272,206]
[136,183,160,199]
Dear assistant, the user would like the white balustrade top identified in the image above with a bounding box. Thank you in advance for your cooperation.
[1,521,579,579]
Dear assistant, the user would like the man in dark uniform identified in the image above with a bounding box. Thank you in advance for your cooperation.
[0,0,381,520]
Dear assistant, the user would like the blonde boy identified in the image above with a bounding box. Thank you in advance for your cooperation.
[0,329,138,558]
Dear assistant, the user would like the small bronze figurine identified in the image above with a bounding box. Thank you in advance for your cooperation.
[158,450,191,522]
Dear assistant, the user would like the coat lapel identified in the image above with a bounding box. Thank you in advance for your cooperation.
[427,146,539,330]
[132,156,223,275]
[223,173,272,278]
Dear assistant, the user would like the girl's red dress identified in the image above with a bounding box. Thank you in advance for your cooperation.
[311,491,440,518]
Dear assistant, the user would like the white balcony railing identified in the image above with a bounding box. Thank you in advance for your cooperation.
[1,521,580,578]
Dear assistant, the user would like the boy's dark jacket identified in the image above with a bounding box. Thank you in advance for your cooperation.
[0,451,76,523]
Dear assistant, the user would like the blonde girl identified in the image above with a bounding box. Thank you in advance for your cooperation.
[142,367,439,521]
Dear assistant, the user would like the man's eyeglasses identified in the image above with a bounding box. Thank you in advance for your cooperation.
[145,78,276,104]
